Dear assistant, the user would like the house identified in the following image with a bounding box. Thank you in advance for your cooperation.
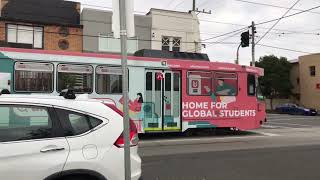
[81,8,201,54]
[0,0,83,52]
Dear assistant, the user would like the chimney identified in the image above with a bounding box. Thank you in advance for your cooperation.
[0,0,9,17]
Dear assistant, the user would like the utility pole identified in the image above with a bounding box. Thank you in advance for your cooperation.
[236,43,241,64]
[251,21,256,67]
[191,0,212,14]
[193,0,196,11]
[119,0,131,179]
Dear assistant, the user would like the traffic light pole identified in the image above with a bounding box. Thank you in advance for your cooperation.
[119,0,131,180]
[251,21,255,67]
[236,43,241,65]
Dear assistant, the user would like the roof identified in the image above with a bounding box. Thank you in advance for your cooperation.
[147,8,193,16]
[1,0,81,26]
[0,94,117,119]
[134,49,209,61]
[0,47,264,76]
[289,59,299,63]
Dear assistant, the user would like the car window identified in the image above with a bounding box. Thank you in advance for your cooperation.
[0,105,53,142]
[55,108,103,136]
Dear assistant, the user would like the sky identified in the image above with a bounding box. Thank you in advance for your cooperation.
[73,0,320,65]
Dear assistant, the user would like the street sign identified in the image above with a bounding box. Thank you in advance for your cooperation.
[156,72,164,80]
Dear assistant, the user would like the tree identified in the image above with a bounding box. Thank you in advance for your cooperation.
[256,55,293,110]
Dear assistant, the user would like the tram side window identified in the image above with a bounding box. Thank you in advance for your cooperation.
[57,64,93,93]
[214,72,238,96]
[96,66,123,94]
[14,62,53,92]
[187,71,211,96]
[247,74,256,96]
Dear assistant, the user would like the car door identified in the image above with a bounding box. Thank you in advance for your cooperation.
[0,104,69,180]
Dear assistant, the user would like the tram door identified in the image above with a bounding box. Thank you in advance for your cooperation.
[144,70,181,132]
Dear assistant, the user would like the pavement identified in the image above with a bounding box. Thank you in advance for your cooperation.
[139,114,320,180]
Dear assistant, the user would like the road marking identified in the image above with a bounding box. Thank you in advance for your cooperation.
[268,122,313,127]
[268,117,319,121]
[140,132,280,145]
[261,124,283,128]
[256,131,280,137]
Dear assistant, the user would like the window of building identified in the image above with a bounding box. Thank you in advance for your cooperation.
[57,64,93,93]
[214,72,238,96]
[98,35,138,54]
[96,66,124,94]
[162,36,170,51]
[162,36,181,52]
[0,105,53,142]
[7,24,43,48]
[14,62,53,92]
[247,74,256,96]
[187,71,212,96]
[310,66,316,76]
[55,108,102,136]
[172,38,181,52]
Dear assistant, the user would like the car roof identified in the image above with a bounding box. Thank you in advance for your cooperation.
[0,94,113,117]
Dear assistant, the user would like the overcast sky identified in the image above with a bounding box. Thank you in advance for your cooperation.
[74,0,320,65]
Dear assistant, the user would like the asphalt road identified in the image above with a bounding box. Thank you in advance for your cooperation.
[139,114,320,180]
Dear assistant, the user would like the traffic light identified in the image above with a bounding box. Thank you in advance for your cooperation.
[241,31,250,47]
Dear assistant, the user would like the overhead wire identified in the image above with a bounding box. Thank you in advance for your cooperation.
[255,4,320,26]
[2,1,320,57]
[255,0,301,45]
[0,25,242,44]
[165,0,179,9]
[233,0,320,15]
[257,44,312,54]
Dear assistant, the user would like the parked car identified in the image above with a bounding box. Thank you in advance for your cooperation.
[275,103,317,116]
[0,92,141,180]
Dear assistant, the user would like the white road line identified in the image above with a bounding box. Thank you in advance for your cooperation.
[140,132,280,144]
[268,122,312,127]
[268,118,320,122]
[256,131,280,137]
[261,124,283,128]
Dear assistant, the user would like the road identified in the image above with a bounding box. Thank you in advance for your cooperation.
[139,114,320,180]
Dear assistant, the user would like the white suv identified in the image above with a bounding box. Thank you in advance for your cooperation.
[0,93,141,180]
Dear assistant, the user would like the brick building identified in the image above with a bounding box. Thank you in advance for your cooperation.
[0,0,83,52]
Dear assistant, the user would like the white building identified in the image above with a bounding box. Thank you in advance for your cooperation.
[81,8,202,54]
[148,8,201,53]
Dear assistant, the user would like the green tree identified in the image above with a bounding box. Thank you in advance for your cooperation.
[256,55,293,110]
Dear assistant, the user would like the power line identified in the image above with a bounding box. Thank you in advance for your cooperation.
[0,25,241,44]
[256,4,320,26]
[192,29,245,52]
[257,44,312,54]
[256,0,301,45]
[233,0,320,15]
[173,0,186,10]
[198,0,210,8]
[165,0,179,9]
[202,27,249,41]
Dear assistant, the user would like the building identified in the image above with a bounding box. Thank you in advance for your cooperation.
[295,54,320,109]
[81,8,201,54]
[81,8,152,54]
[148,9,201,53]
[0,0,83,52]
